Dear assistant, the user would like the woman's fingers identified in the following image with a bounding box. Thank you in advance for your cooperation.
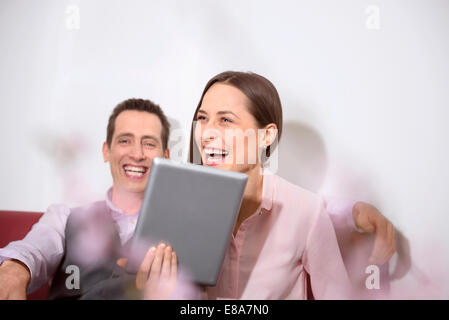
[149,243,166,280]
[166,252,178,294]
[136,246,156,290]
[160,245,173,281]
[143,245,179,299]
[135,242,179,299]
[170,251,177,280]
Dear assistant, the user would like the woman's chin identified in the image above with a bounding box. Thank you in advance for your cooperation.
[205,162,228,169]
[203,159,232,171]
[202,155,259,174]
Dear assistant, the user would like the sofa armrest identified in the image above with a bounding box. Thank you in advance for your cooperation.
[0,210,50,300]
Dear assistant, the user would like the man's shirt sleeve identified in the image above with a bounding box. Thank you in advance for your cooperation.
[322,196,359,233]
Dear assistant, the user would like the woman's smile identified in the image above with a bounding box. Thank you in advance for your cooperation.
[203,147,230,166]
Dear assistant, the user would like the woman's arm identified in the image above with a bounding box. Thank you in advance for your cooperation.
[303,200,353,299]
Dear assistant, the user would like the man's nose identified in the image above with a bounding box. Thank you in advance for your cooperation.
[129,143,146,160]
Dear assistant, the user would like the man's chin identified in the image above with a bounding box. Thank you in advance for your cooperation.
[125,186,146,194]
[122,179,148,193]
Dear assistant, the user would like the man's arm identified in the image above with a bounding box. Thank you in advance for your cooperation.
[325,197,396,265]
[324,196,396,265]
[0,259,31,299]
[351,201,396,265]
[303,200,353,299]
[0,204,70,298]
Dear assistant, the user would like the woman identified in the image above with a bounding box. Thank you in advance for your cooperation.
[131,71,394,299]
[187,71,352,299]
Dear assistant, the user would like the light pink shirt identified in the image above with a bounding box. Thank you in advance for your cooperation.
[205,174,353,299]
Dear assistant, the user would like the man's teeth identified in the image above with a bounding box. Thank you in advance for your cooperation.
[126,171,144,177]
[124,166,147,174]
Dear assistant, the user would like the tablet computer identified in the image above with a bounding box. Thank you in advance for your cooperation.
[126,157,248,285]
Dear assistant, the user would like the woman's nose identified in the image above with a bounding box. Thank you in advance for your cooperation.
[201,125,221,143]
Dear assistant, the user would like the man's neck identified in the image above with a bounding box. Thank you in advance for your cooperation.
[111,187,143,215]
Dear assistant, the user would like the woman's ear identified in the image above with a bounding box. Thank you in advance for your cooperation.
[261,123,278,149]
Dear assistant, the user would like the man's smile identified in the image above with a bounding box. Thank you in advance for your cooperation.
[122,164,149,179]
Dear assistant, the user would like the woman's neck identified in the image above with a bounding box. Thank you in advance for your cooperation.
[111,187,143,215]
[234,166,264,236]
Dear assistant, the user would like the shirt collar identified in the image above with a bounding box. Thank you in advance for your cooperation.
[105,187,139,219]
[105,174,276,217]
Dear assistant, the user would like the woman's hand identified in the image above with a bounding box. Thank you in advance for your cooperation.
[117,242,178,299]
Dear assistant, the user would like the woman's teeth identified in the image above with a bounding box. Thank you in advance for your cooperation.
[204,148,229,157]
[204,148,229,164]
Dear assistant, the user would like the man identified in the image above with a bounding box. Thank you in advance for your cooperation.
[0,98,395,299]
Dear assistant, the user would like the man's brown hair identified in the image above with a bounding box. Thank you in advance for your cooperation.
[106,98,170,150]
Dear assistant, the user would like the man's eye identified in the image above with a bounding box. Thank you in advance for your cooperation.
[222,117,232,123]
[119,139,129,144]
[143,141,155,147]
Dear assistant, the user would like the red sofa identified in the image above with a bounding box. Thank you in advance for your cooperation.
[0,210,49,300]
[2,209,392,301]
[1,210,317,300]
[0,211,314,300]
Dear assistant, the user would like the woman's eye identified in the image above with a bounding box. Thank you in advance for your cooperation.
[197,115,206,121]
[221,117,232,123]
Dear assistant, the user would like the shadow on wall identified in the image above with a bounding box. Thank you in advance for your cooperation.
[34,129,96,206]
[390,230,412,282]
[277,120,327,193]
[167,117,187,162]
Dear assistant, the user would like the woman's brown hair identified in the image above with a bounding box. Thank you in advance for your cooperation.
[189,71,283,164]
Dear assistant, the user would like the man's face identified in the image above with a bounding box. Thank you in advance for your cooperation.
[102,110,169,194]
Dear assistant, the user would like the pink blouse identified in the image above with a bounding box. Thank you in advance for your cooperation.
[205,174,352,299]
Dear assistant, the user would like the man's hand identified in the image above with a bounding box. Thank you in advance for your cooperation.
[0,259,30,300]
[117,242,177,299]
[352,202,396,265]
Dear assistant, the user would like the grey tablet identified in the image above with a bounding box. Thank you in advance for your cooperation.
[126,157,248,286]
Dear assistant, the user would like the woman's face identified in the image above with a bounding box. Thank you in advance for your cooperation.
[194,83,264,174]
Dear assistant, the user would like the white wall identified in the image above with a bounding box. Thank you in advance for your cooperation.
[1,0,448,297]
